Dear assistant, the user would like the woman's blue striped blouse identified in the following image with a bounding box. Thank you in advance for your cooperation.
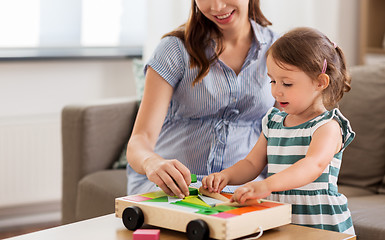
[126,20,278,195]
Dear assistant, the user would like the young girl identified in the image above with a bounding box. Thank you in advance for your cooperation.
[202,27,355,234]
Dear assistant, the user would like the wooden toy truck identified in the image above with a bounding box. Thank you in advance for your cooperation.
[115,187,291,240]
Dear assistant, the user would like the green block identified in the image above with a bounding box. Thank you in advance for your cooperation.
[211,205,238,212]
[191,174,197,183]
[141,191,168,198]
[171,201,208,210]
[189,187,199,196]
[196,209,219,215]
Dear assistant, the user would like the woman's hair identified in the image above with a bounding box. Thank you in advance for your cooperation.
[266,27,351,109]
[164,0,272,85]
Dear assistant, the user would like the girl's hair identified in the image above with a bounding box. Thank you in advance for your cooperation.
[266,27,351,109]
[164,0,272,85]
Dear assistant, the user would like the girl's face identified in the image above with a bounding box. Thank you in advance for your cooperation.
[195,0,250,31]
[266,54,325,118]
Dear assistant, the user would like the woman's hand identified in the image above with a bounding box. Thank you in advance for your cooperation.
[231,180,271,204]
[144,156,191,199]
[202,172,229,193]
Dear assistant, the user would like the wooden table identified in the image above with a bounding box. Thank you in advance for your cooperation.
[6,214,356,240]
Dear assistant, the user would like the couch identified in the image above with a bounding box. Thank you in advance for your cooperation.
[338,64,385,240]
[61,98,138,224]
[61,64,385,239]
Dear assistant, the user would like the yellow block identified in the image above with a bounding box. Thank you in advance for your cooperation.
[182,196,212,208]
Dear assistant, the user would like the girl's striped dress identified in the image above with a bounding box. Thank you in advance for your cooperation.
[262,107,355,235]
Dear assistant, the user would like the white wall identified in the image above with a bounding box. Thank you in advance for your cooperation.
[0,59,136,211]
[261,0,360,66]
[0,59,136,118]
[144,0,190,61]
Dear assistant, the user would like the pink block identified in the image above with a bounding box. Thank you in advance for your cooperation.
[133,229,160,240]
[211,212,237,219]
[123,195,152,202]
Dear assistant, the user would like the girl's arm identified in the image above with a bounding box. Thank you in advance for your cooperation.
[265,120,342,191]
[202,132,268,193]
[232,120,342,203]
[126,67,191,199]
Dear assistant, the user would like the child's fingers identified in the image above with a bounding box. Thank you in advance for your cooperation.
[205,175,215,192]
[232,186,250,203]
[218,181,227,193]
[202,173,227,193]
[238,191,254,204]
[201,176,207,189]
[212,175,223,192]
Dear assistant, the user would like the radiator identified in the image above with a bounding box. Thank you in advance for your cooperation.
[0,114,62,208]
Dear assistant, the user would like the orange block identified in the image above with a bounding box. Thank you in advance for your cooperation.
[220,193,233,199]
[259,201,283,208]
[225,206,267,215]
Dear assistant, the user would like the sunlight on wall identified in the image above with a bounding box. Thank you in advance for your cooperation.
[261,0,339,40]
[261,0,357,65]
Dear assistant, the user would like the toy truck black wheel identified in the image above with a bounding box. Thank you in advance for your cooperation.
[122,206,144,230]
[186,219,210,240]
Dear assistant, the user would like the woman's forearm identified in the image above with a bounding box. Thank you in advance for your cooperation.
[126,134,161,175]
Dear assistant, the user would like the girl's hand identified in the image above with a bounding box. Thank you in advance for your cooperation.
[144,156,191,199]
[231,181,271,204]
[202,172,229,193]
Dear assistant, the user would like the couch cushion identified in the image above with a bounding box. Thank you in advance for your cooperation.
[76,170,127,221]
[339,185,376,198]
[339,64,385,192]
[347,195,385,240]
[379,176,385,194]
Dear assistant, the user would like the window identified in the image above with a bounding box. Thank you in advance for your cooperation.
[0,0,146,48]
[0,0,40,47]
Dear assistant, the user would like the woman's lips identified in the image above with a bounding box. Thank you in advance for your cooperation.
[216,11,232,20]
[214,10,234,24]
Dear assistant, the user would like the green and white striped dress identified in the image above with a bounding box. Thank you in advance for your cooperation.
[262,107,355,234]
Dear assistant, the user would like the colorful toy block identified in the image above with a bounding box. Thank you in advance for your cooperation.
[132,229,160,240]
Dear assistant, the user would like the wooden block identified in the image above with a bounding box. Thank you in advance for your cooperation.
[199,186,261,207]
[198,187,230,202]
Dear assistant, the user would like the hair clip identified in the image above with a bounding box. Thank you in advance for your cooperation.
[321,59,327,74]
[332,41,337,48]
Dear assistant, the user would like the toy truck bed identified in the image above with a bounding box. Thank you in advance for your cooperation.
[115,189,291,240]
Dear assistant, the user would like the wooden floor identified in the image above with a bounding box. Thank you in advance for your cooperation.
[0,222,60,239]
